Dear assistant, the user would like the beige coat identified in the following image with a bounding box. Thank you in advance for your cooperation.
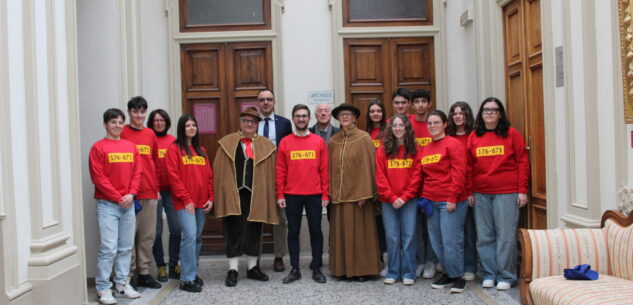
[212,132,279,225]
[328,126,376,203]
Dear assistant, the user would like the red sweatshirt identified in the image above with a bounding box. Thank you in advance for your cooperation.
[121,125,159,199]
[376,145,423,204]
[276,133,329,199]
[410,114,432,148]
[165,143,214,211]
[453,132,469,147]
[466,127,530,194]
[370,127,381,150]
[156,134,176,191]
[89,138,142,203]
[420,136,468,203]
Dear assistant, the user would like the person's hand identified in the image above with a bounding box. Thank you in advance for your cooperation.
[203,201,213,214]
[392,198,405,209]
[517,193,528,208]
[468,196,475,207]
[277,199,286,208]
[119,194,133,208]
[447,201,456,212]
[157,192,161,201]
[185,203,195,215]
[358,199,366,208]
[321,199,329,207]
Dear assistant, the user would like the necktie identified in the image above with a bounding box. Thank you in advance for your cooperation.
[241,138,254,159]
[263,118,271,139]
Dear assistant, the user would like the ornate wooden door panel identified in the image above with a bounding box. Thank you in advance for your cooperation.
[503,0,547,229]
[181,41,274,254]
[344,37,435,130]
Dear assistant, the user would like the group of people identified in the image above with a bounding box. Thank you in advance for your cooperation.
[89,87,529,304]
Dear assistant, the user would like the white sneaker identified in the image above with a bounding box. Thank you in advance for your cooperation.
[496,281,511,290]
[115,282,140,299]
[463,272,476,281]
[97,289,117,305]
[482,279,495,288]
[384,277,396,285]
[379,266,388,277]
[403,278,415,286]
[422,261,436,279]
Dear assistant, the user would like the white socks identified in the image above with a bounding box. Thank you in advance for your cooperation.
[229,256,258,270]
[229,257,238,271]
[247,256,257,270]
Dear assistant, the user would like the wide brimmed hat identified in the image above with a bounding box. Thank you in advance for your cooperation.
[332,103,360,120]
[240,107,262,121]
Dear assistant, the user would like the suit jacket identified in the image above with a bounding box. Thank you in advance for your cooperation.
[274,114,293,146]
[309,123,340,143]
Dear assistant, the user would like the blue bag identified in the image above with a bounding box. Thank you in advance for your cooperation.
[134,199,142,215]
[564,264,598,280]
[417,197,433,217]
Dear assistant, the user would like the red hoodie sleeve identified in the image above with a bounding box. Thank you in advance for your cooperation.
[89,144,124,202]
[275,140,288,200]
[319,140,329,200]
[375,148,397,204]
[512,128,530,194]
[466,134,475,196]
[207,153,214,202]
[402,148,423,202]
[152,133,160,193]
[166,144,193,204]
[128,148,142,196]
[447,140,467,203]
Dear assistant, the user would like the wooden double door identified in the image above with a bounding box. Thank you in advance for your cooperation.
[180,41,275,254]
[344,37,435,129]
[503,0,547,229]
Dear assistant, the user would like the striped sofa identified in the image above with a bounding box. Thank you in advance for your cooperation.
[518,210,633,305]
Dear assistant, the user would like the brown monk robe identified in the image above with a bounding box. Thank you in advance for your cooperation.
[328,125,381,279]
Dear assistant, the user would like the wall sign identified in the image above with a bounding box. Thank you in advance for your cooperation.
[192,103,217,134]
[307,90,334,105]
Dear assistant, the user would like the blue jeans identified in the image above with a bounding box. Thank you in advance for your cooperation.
[153,191,181,267]
[177,208,206,282]
[95,200,136,291]
[416,210,437,265]
[382,199,418,280]
[464,206,478,273]
[474,192,519,284]
[427,200,468,278]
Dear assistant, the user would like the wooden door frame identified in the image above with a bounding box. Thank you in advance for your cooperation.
[330,0,447,111]
[166,0,286,121]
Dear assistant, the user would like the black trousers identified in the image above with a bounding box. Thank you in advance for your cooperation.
[223,189,263,258]
[285,194,323,269]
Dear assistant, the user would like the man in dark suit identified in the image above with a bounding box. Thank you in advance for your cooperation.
[257,88,292,272]
[308,103,339,144]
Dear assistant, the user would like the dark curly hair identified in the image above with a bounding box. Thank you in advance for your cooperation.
[474,97,511,138]
[446,101,474,136]
[383,114,417,158]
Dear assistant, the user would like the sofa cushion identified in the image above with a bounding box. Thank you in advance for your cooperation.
[604,219,633,280]
[530,275,633,305]
[528,228,609,279]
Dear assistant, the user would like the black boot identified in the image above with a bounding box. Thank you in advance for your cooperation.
[225,270,238,287]
[282,268,301,284]
[137,274,162,289]
[247,265,269,281]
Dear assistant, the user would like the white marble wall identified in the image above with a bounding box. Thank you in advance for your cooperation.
[2,0,85,304]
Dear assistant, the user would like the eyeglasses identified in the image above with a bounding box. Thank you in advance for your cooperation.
[258,97,274,102]
[482,108,500,114]
[240,118,259,125]
[338,112,355,118]
[293,114,309,119]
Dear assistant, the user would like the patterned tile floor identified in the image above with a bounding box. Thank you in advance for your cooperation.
[88,255,520,305]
